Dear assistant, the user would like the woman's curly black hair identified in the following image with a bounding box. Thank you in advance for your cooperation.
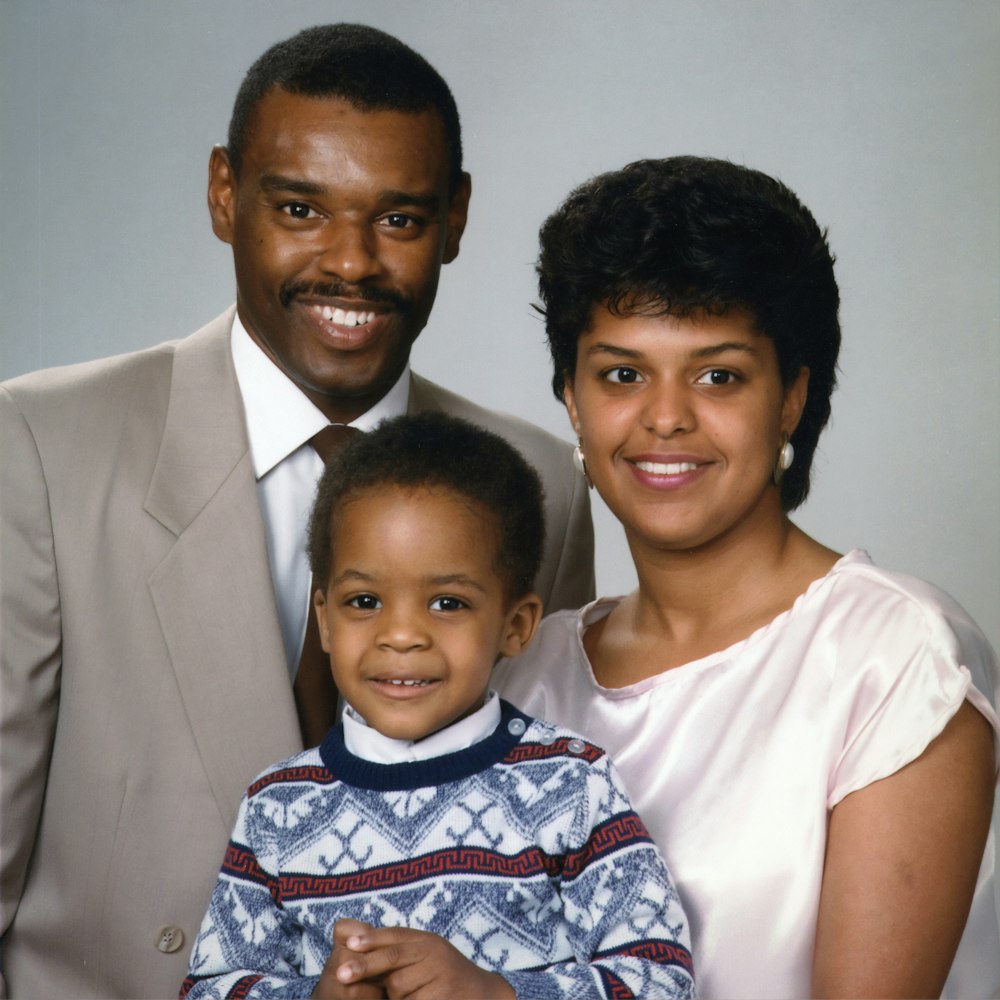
[537,156,841,510]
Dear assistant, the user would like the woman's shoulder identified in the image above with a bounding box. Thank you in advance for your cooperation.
[821,551,995,674]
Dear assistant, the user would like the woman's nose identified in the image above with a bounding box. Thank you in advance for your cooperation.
[642,380,695,437]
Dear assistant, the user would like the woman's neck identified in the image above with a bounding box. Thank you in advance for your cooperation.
[588,506,839,685]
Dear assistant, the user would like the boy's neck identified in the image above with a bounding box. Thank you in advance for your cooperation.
[342,691,501,764]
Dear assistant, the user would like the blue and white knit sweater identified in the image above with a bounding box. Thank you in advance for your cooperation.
[181,700,694,999]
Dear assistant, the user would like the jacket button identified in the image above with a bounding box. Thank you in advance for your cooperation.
[156,925,185,954]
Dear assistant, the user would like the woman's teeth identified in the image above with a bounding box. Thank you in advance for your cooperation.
[635,461,698,475]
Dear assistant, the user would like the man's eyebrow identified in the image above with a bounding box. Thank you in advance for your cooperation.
[259,173,327,196]
[258,174,442,212]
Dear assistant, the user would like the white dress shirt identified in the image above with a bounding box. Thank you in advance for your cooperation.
[230,314,409,676]
[342,690,502,763]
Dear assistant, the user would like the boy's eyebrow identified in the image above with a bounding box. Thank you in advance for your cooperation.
[329,569,377,587]
[427,573,488,594]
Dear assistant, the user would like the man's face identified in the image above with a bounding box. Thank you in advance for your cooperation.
[208,89,471,423]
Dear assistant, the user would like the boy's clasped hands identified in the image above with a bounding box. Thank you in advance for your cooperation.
[314,919,514,1000]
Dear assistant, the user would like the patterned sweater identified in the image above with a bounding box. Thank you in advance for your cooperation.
[181,700,694,999]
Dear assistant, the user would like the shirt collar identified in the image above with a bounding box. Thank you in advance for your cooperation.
[342,690,502,764]
[229,312,410,479]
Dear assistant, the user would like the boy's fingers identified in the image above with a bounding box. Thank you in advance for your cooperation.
[336,933,418,980]
[333,918,376,946]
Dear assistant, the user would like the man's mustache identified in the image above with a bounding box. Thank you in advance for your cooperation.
[279,280,409,312]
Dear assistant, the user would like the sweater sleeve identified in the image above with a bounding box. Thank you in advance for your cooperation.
[502,753,695,1000]
[179,792,320,1000]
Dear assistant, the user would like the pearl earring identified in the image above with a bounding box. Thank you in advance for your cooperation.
[573,444,594,489]
[773,436,794,485]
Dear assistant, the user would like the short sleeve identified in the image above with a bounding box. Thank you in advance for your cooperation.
[827,585,1000,808]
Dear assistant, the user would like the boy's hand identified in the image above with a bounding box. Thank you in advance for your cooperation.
[333,924,516,1000]
[313,920,385,999]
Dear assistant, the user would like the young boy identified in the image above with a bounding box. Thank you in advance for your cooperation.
[181,413,694,1000]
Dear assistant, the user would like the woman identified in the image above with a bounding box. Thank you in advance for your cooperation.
[493,157,999,999]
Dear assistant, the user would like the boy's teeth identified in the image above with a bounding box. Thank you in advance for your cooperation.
[386,678,429,686]
[636,461,698,475]
[314,305,375,327]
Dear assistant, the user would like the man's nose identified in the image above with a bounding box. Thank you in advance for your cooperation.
[317,221,382,284]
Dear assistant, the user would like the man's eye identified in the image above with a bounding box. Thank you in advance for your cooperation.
[379,213,420,230]
[430,596,467,612]
[347,594,381,610]
[281,202,318,220]
[604,366,642,384]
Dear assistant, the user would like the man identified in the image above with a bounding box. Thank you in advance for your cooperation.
[0,24,593,998]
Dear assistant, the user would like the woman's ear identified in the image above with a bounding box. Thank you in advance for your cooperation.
[497,593,543,659]
[782,366,810,437]
[562,381,581,439]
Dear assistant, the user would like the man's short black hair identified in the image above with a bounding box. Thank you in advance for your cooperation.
[536,156,841,511]
[307,413,545,602]
[227,23,463,193]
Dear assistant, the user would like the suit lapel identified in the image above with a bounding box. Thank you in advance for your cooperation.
[145,312,301,824]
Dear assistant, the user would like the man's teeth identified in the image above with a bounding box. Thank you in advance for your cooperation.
[313,305,376,327]
[385,678,431,687]
[635,461,698,475]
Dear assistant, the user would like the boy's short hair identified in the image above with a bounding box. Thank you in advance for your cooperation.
[537,156,841,511]
[227,23,463,193]
[307,413,545,601]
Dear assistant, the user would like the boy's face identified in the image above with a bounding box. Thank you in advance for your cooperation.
[314,485,541,742]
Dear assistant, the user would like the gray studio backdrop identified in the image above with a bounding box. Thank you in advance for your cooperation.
[1,0,998,656]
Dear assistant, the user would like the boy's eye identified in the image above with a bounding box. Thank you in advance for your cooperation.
[429,595,468,612]
[603,366,643,384]
[347,594,381,610]
[696,369,738,386]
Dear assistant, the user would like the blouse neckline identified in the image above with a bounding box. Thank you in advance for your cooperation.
[574,549,869,697]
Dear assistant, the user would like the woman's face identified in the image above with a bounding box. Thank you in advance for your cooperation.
[563,306,808,554]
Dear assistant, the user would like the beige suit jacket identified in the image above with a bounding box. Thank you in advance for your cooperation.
[0,309,594,998]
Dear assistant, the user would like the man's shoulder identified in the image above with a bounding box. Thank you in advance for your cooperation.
[408,373,572,464]
[1,311,234,417]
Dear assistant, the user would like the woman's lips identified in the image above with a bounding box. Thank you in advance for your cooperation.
[627,454,709,489]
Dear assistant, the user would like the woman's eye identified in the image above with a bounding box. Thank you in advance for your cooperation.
[604,366,642,384]
[347,594,381,610]
[430,596,467,612]
[280,202,319,220]
[697,369,737,386]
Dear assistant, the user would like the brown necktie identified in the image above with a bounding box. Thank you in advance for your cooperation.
[293,424,360,746]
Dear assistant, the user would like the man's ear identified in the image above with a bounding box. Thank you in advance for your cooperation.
[498,593,543,659]
[442,172,471,264]
[207,145,237,245]
[313,588,331,653]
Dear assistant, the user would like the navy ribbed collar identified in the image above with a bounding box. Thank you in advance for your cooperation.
[318,699,532,791]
